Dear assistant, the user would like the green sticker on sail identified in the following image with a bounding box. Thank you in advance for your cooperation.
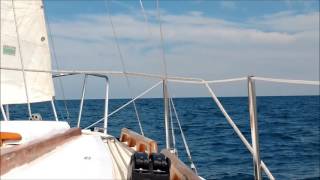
[3,45,16,56]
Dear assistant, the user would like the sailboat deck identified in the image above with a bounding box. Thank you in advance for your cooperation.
[2,133,115,179]
[0,120,70,144]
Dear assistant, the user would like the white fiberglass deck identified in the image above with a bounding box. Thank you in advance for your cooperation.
[2,133,115,179]
[0,120,70,144]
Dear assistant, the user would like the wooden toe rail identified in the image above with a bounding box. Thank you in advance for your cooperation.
[0,128,81,175]
[161,149,200,180]
[120,128,158,154]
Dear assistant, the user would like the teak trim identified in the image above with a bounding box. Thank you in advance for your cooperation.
[119,128,158,154]
[0,128,81,175]
[161,149,200,180]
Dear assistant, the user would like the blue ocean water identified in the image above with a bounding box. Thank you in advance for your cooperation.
[4,96,320,180]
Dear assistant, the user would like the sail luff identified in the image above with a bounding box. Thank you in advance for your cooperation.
[1,0,55,105]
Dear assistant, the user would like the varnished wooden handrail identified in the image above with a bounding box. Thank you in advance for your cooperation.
[0,128,81,175]
[119,128,158,154]
[161,149,200,180]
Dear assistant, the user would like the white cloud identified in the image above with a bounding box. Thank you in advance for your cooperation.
[250,11,319,33]
[52,12,298,45]
[49,10,319,98]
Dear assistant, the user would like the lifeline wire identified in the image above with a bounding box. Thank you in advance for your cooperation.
[85,81,162,130]
[253,76,320,85]
[2,67,319,86]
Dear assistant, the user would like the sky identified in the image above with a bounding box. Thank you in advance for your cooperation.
[43,0,319,99]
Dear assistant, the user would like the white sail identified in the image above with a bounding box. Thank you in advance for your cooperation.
[0,0,55,104]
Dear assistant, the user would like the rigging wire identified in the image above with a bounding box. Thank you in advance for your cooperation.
[43,0,70,120]
[156,0,168,78]
[157,0,174,151]
[104,0,144,136]
[11,0,32,118]
[168,96,177,153]
[85,81,162,130]
[139,0,152,36]
[170,97,198,174]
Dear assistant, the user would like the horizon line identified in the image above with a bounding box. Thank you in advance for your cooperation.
[54,94,320,101]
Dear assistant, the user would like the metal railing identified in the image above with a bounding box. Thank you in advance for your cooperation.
[78,74,109,134]
[53,73,110,134]
[248,76,262,179]
[1,67,319,179]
